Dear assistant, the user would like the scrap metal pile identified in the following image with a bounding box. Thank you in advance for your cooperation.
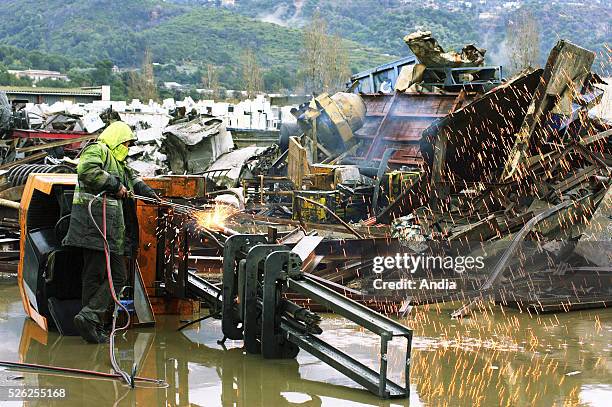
[0,98,242,273]
[0,33,608,315]
[0,94,247,178]
[224,36,610,315]
[0,97,111,272]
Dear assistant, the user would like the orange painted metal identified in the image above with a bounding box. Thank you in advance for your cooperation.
[18,318,49,363]
[144,175,206,199]
[137,176,207,298]
[18,174,78,331]
[149,297,200,316]
[135,201,160,295]
[19,174,207,332]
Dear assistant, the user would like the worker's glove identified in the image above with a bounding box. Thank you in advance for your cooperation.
[135,181,160,201]
[116,184,128,199]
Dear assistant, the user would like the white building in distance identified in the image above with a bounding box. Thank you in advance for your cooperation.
[7,69,69,83]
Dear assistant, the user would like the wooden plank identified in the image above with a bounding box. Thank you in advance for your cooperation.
[287,137,309,187]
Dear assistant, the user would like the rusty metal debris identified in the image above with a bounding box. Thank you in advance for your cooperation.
[404,31,486,68]
[0,33,609,318]
[212,36,610,316]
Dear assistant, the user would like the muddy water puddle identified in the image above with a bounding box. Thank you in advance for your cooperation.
[0,285,610,406]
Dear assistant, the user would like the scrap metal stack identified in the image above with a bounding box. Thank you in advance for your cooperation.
[230,36,610,314]
[0,33,608,314]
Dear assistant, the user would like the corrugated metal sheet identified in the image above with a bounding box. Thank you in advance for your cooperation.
[0,86,102,95]
[0,86,104,104]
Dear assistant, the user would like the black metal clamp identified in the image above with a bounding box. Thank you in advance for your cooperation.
[213,234,412,399]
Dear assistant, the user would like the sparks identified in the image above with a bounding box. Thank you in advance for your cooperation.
[193,204,238,232]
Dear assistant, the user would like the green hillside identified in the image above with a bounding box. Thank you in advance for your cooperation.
[0,0,393,81]
[232,0,610,68]
[0,0,607,93]
[0,45,78,72]
[233,0,479,57]
[144,8,391,75]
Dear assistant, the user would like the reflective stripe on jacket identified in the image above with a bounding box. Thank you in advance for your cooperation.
[64,122,145,255]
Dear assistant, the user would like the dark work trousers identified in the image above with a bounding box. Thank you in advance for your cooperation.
[80,248,127,325]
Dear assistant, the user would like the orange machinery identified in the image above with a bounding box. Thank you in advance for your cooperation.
[16,174,415,400]
[18,173,208,332]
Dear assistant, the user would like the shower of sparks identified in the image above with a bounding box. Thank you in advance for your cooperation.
[193,204,238,232]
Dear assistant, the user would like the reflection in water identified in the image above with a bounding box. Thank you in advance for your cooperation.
[11,318,409,406]
[0,285,610,406]
[405,303,611,407]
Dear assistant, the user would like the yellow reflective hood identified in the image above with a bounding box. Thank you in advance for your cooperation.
[97,121,136,162]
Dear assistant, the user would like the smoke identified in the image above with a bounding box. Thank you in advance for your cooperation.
[257,1,305,28]
[486,37,511,70]
[479,25,510,75]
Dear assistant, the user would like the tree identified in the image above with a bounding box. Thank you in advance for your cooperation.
[201,63,220,99]
[263,67,294,93]
[92,59,113,85]
[201,64,217,89]
[218,65,239,90]
[66,68,93,86]
[505,9,541,74]
[324,34,351,92]
[0,64,32,86]
[298,13,350,95]
[188,88,201,101]
[241,48,263,99]
[36,78,73,88]
[299,12,326,94]
[111,74,129,101]
[127,48,159,102]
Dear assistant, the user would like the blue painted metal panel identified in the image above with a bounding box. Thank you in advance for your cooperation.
[348,56,417,94]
